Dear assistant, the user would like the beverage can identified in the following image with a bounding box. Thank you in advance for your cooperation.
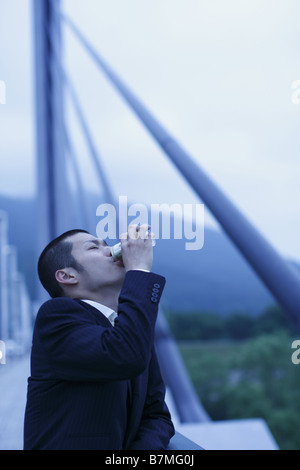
[111,238,156,261]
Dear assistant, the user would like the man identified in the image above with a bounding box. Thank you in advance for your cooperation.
[24,224,175,450]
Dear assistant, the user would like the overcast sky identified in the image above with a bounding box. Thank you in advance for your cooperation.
[0,0,300,262]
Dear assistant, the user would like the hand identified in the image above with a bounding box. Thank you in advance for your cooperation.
[120,224,153,272]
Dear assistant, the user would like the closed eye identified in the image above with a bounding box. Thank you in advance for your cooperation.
[84,239,108,250]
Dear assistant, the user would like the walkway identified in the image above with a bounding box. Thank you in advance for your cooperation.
[0,354,279,450]
[0,354,30,450]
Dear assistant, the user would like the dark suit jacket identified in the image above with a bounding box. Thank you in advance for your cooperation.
[24,270,174,450]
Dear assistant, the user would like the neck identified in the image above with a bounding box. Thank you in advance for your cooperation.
[90,291,119,312]
[68,286,121,313]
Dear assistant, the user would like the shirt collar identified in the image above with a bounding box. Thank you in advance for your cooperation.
[81,299,116,320]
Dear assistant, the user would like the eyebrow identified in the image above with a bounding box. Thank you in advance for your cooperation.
[84,239,108,247]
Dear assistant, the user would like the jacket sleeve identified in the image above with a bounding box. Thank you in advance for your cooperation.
[127,349,175,450]
[35,271,165,382]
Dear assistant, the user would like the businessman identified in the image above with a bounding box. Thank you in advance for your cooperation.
[24,224,175,450]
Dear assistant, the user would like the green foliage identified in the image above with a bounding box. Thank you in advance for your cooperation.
[166,304,297,342]
[179,332,300,450]
[166,311,224,340]
[225,313,255,339]
[166,304,300,449]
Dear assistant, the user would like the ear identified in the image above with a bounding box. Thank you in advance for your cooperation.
[55,268,79,287]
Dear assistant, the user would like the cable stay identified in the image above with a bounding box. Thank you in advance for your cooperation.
[58,11,300,328]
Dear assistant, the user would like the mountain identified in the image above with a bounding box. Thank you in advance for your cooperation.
[152,231,275,315]
[1,194,297,315]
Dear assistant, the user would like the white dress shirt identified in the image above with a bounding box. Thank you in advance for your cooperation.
[81,270,150,326]
[81,300,117,325]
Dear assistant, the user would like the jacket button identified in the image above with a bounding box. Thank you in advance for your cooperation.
[151,283,160,303]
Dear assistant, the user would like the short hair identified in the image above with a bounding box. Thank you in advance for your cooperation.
[38,229,89,298]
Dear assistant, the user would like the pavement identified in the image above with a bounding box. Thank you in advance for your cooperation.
[0,354,30,450]
[0,354,279,451]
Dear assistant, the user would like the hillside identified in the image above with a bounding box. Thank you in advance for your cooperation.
[0,194,296,315]
[152,233,274,315]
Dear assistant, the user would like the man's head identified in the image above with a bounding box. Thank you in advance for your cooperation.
[38,230,125,300]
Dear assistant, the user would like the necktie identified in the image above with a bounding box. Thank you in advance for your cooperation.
[108,312,118,326]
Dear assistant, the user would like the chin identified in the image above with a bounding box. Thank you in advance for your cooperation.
[115,260,125,268]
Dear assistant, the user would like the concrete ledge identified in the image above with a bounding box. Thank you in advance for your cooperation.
[175,418,279,450]
[167,431,204,450]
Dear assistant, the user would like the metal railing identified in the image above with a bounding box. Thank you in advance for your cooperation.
[0,211,32,354]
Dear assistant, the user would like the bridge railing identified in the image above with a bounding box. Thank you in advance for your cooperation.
[0,211,32,354]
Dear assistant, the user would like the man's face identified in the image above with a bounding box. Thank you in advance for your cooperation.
[67,232,126,294]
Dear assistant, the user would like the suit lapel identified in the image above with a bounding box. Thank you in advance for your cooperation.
[75,300,113,327]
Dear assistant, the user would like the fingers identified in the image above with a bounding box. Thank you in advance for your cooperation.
[122,224,151,241]
[119,224,154,272]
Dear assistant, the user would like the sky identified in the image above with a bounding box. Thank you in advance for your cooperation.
[0,0,300,262]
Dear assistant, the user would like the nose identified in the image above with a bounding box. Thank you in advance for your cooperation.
[104,245,112,257]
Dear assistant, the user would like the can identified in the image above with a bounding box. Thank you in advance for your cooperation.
[111,239,156,261]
